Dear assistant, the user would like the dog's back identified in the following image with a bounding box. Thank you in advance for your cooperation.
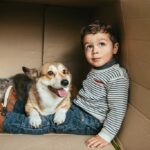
[11,74,33,101]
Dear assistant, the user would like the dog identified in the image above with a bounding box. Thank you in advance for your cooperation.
[0,66,38,116]
[12,66,38,101]
[25,62,72,128]
[0,66,38,102]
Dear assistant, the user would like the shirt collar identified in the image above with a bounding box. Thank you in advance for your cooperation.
[92,58,116,70]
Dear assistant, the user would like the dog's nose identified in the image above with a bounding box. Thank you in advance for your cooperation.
[61,79,69,87]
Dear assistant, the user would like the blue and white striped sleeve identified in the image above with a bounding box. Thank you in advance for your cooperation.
[98,77,129,142]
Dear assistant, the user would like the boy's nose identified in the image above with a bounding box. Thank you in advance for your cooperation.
[92,47,99,54]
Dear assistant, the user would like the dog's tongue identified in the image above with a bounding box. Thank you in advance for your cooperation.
[57,89,67,97]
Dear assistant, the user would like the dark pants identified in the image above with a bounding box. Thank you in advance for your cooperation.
[4,100,103,135]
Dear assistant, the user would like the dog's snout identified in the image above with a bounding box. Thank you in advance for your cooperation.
[61,79,69,87]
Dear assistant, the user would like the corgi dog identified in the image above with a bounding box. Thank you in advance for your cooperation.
[25,62,72,128]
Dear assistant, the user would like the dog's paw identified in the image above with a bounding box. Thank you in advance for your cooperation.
[29,115,42,128]
[54,111,66,125]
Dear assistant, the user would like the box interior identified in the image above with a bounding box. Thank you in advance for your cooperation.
[0,0,150,150]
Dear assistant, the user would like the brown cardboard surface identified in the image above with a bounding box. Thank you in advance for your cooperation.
[120,39,129,69]
[128,48,150,89]
[43,7,89,63]
[122,0,150,19]
[127,38,150,90]
[0,3,43,78]
[117,0,150,149]
[0,1,150,150]
[125,19,150,41]
[43,6,92,88]
[0,134,115,150]
[98,8,149,150]
[128,40,150,64]
[118,105,150,150]
[130,82,150,120]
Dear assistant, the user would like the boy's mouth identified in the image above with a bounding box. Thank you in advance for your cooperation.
[92,58,101,62]
[48,86,68,97]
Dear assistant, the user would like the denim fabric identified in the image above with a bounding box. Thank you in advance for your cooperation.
[4,101,103,135]
[13,99,26,114]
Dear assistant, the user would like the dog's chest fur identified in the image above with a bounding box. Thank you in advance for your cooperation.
[36,82,64,115]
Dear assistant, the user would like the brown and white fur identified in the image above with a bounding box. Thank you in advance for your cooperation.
[25,62,72,128]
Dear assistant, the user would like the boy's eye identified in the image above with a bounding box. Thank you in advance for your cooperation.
[84,44,93,51]
[48,71,55,76]
[99,42,106,47]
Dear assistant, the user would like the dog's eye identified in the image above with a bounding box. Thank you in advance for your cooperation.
[48,71,54,76]
[62,69,68,74]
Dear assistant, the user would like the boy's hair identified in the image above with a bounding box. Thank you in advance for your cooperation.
[80,20,118,47]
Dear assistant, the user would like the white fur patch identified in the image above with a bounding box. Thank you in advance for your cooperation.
[54,108,67,125]
[36,82,63,116]
[29,110,42,128]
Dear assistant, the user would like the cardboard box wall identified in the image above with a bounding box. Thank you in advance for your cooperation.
[0,0,150,150]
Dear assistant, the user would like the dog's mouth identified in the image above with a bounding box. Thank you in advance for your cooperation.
[48,86,68,97]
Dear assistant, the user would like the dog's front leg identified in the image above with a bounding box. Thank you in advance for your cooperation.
[54,95,71,125]
[25,86,42,128]
[54,108,68,125]
[29,109,42,128]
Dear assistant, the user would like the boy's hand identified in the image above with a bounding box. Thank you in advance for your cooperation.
[85,135,109,148]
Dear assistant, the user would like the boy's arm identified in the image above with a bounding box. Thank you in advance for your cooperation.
[98,77,129,142]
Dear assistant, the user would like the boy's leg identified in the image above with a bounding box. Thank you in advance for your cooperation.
[3,104,102,135]
[54,104,103,135]
[3,112,56,134]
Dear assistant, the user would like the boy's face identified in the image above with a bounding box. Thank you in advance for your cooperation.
[83,32,118,68]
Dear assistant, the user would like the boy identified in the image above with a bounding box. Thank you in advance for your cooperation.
[0,20,129,148]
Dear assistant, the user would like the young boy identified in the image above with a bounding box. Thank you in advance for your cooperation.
[0,20,129,148]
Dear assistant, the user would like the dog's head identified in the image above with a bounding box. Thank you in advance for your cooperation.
[22,66,38,80]
[38,62,72,98]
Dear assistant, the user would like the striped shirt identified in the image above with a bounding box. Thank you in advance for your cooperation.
[74,63,129,142]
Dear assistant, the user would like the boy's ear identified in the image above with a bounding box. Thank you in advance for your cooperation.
[113,42,119,54]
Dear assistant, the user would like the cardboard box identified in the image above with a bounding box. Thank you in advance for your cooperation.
[0,0,150,150]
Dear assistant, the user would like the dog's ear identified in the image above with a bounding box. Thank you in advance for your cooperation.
[22,66,30,73]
